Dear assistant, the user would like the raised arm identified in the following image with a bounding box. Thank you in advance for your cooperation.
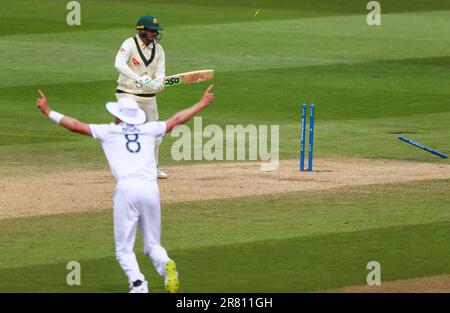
[165,84,215,133]
[36,90,92,136]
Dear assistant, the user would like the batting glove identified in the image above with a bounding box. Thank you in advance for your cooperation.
[149,80,164,93]
[135,75,152,88]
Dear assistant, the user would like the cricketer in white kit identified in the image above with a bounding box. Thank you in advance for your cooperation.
[114,15,168,179]
[35,85,215,293]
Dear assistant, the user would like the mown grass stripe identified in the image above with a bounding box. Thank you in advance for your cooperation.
[0,221,448,292]
[1,179,448,270]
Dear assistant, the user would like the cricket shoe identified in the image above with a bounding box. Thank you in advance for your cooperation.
[164,260,179,293]
[157,168,168,179]
[129,280,149,293]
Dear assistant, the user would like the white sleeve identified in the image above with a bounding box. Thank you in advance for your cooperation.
[154,45,166,84]
[147,121,167,137]
[89,124,112,141]
[115,39,141,81]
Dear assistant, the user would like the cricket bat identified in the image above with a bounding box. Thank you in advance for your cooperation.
[164,69,214,87]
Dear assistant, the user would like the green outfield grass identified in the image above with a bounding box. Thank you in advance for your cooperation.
[0,0,449,168]
[0,179,448,292]
[0,0,449,292]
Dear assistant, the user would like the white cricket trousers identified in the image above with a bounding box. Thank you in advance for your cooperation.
[113,179,170,286]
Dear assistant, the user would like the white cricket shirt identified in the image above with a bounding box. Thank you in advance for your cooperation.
[90,122,166,182]
[115,35,166,94]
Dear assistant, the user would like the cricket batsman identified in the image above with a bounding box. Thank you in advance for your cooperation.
[114,15,168,179]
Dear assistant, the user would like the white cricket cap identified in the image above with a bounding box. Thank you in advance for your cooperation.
[105,97,146,125]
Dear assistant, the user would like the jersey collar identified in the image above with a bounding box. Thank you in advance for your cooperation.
[136,35,154,49]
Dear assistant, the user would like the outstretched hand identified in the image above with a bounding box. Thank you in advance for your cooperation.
[36,90,51,116]
[165,84,216,133]
[201,84,214,106]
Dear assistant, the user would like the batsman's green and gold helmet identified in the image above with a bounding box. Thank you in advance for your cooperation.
[136,15,163,30]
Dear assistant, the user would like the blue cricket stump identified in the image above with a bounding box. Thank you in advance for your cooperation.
[300,103,315,172]
[300,104,307,171]
[307,104,315,172]
[398,136,448,158]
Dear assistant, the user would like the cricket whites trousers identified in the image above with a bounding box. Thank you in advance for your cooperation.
[113,178,170,286]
